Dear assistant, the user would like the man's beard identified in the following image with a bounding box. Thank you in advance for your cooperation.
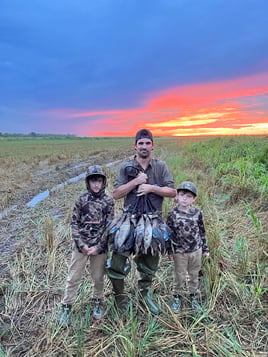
[138,149,150,158]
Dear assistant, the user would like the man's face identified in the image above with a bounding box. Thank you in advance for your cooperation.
[135,138,154,159]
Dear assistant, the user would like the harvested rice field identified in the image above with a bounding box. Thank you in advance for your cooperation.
[0,135,267,356]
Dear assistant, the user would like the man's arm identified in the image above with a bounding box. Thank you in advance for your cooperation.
[135,159,176,198]
[136,183,176,198]
[113,172,148,200]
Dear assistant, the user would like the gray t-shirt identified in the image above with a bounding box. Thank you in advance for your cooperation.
[114,156,175,213]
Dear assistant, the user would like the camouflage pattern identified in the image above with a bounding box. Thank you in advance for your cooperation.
[177,181,197,196]
[86,165,106,178]
[114,156,175,212]
[86,165,106,185]
[71,190,114,254]
[166,206,209,254]
[86,165,107,192]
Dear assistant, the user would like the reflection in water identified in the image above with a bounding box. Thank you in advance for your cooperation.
[26,172,87,208]
[0,159,122,218]
[26,190,50,208]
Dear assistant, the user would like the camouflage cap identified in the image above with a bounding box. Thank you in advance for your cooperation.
[177,181,197,196]
[86,165,106,191]
[86,165,106,178]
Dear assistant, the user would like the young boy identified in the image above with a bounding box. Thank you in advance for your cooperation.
[59,165,114,325]
[166,181,209,313]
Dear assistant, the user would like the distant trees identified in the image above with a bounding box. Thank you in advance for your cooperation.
[0,132,77,138]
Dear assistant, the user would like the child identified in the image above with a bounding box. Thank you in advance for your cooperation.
[59,165,114,325]
[166,181,209,313]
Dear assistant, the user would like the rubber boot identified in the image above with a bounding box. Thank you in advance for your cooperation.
[140,288,160,315]
[106,253,131,313]
[59,304,72,326]
[134,253,160,315]
[110,278,127,312]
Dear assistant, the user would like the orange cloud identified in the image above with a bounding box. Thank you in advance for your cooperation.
[63,71,268,136]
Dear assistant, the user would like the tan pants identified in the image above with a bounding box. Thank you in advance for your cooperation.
[61,250,107,305]
[172,248,202,296]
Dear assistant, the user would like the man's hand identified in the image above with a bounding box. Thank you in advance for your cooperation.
[135,172,148,185]
[136,183,152,196]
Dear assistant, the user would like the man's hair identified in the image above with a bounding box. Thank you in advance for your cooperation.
[135,129,153,143]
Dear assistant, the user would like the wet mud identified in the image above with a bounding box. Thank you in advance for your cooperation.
[0,152,131,272]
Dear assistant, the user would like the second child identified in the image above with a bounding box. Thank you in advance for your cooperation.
[166,181,209,313]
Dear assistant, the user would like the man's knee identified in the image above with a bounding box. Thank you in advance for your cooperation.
[135,254,159,275]
[106,252,131,279]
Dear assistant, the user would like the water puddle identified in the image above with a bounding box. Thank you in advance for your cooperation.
[26,190,50,208]
[0,159,123,219]
[26,172,88,208]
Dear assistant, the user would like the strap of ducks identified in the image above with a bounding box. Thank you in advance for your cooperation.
[108,195,171,255]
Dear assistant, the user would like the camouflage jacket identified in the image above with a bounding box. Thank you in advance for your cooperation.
[71,191,114,253]
[166,205,209,254]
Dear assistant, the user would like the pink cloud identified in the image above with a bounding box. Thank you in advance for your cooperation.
[47,71,268,136]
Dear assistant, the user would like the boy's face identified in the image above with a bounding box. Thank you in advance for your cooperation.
[177,189,196,210]
[88,176,104,193]
[135,138,154,159]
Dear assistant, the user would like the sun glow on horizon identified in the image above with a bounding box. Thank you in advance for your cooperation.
[48,72,268,137]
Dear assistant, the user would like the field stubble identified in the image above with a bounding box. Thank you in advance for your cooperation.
[0,136,267,356]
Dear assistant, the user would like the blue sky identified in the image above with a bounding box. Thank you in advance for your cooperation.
[1,0,268,136]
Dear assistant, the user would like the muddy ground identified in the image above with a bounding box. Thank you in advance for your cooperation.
[0,149,132,278]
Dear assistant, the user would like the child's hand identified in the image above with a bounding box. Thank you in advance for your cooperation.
[81,245,90,255]
[87,246,98,256]
[203,252,210,258]
[168,254,174,261]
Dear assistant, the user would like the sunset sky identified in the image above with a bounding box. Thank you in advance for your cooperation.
[1,0,268,137]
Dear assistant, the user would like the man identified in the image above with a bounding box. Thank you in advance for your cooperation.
[106,129,176,314]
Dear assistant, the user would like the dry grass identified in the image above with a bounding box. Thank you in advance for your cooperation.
[0,137,133,211]
[0,136,267,356]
